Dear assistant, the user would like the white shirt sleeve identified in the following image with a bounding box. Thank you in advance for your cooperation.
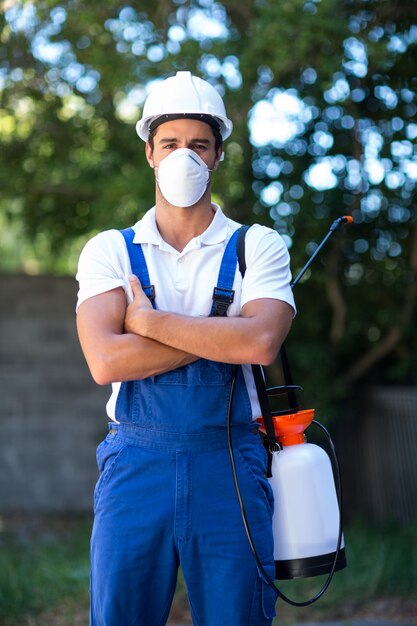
[240,225,296,316]
[75,230,130,312]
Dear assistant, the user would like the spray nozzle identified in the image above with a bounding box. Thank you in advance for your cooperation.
[329,215,354,232]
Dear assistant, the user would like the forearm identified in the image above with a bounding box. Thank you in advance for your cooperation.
[141,313,273,364]
[82,331,198,385]
[126,300,293,366]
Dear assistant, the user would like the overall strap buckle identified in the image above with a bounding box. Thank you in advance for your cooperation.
[142,284,156,303]
[212,286,235,317]
[210,226,247,318]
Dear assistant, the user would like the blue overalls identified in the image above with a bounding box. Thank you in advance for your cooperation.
[90,227,277,626]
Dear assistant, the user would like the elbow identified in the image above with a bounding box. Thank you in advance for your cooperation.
[257,342,280,367]
[90,365,113,386]
[259,352,278,367]
[88,353,117,386]
[92,370,112,386]
[248,336,277,366]
[252,330,288,366]
[257,314,293,365]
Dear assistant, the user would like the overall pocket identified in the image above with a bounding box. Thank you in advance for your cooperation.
[236,437,274,515]
[152,359,232,386]
[94,433,128,511]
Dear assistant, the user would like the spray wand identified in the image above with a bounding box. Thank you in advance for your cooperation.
[291,215,353,289]
[279,215,354,410]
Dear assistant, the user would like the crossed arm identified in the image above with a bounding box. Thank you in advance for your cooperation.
[77,275,293,386]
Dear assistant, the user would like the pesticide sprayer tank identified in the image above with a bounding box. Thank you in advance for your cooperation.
[260,409,347,580]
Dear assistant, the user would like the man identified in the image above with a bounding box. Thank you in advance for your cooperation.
[76,71,295,626]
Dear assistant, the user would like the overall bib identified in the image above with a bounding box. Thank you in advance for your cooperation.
[90,228,277,626]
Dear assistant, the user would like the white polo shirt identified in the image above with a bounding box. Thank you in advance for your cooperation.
[76,204,296,421]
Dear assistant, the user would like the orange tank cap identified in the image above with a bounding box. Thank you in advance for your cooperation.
[256,409,315,447]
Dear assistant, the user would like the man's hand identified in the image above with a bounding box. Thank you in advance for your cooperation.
[124,274,154,335]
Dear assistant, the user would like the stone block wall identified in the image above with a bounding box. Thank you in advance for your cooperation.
[0,275,109,512]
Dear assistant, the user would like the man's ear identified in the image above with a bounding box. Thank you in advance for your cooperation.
[213,147,223,169]
[145,142,154,168]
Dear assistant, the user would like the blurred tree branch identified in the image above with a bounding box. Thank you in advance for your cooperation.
[345,223,417,384]
[326,241,347,345]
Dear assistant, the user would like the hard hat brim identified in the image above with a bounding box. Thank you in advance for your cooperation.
[137,114,233,142]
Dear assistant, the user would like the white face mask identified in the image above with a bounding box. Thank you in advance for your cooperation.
[155,148,212,207]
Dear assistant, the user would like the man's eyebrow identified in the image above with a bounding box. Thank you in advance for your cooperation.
[189,138,211,144]
[158,137,177,144]
[158,137,211,144]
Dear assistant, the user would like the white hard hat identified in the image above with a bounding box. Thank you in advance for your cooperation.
[136,71,233,142]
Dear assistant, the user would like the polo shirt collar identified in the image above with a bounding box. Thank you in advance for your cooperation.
[132,207,160,246]
[133,203,228,248]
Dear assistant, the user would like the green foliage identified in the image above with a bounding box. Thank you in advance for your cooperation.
[0,516,91,622]
[0,516,415,624]
[1,0,416,406]
[237,0,417,404]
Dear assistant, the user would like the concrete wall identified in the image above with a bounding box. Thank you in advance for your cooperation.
[0,274,109,512]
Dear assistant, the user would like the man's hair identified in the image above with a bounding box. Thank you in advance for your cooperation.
[148,121,223,157]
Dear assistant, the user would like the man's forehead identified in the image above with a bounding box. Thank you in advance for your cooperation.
[153,117,215,140]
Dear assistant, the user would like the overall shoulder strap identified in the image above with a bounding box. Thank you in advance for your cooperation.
[210,226,245,317]
[119,227,156,308]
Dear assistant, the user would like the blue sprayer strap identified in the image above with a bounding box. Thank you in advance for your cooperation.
[119,227,156,308]
[210,226,247,317]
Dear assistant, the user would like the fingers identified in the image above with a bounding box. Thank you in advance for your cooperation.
[129,274,142,297]
[128,275,152,309]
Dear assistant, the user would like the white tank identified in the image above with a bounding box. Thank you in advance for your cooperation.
[260,409,346,579]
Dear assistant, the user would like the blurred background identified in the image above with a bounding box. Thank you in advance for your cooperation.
[0,0,416,624]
